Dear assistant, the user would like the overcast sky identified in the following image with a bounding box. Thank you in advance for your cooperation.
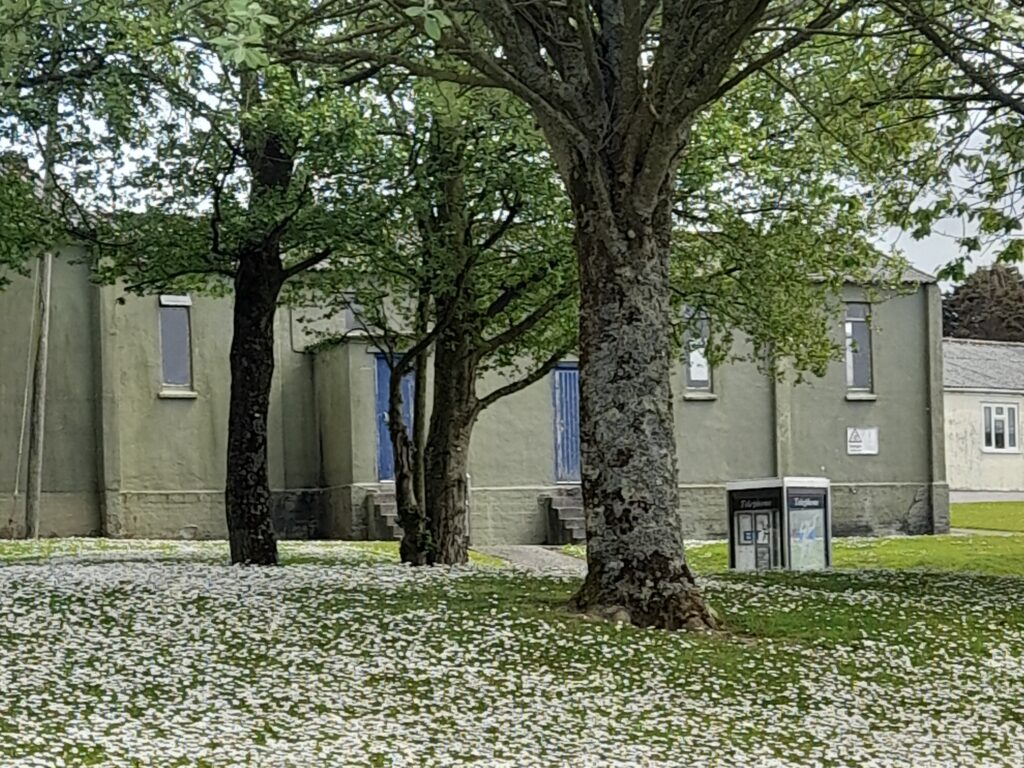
[882,215,999,287]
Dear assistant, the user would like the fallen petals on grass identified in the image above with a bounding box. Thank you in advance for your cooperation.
[0,539,1021,767]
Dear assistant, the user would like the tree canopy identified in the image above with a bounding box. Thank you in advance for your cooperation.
[877,0,1024,276]
[944,263,1024,341]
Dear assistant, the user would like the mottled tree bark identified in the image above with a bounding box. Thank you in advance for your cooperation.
[424,326,478,565]
[565,166,716,630]
[225,69,301,566]
[226,255,284,565]
[389,357,432,565]
[412,293,430,513]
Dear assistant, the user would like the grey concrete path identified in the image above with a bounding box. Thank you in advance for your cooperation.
[476,545,587,576]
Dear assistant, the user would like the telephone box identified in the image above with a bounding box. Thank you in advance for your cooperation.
[726,477,832,572]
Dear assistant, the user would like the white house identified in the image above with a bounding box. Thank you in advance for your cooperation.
[944,338,1024,501]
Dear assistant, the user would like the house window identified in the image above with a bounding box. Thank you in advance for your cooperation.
[342,291,367,333]
[684,312,712,390]
[845,303,872,390]
[983,403,1018,452]
[159,295,193,388]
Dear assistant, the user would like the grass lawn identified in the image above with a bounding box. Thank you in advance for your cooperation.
[951,501,1024,532]
[567,531,1024,575]
[1,537,1023,767]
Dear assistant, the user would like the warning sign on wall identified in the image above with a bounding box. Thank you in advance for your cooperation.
[847,427,879,455]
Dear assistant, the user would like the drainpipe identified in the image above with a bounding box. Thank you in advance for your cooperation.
[465,472,472,546]
[24,113,57,539]
[924,283,948,532]
[772,357,792,479]
[24,252,53,539]
[11,259,41,535]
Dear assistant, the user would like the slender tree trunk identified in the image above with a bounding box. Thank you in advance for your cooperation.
[412,293,430,511]
[25,111,57,540]
[389,363,431,565]
[424,330,478,565]
[568,183,716,630]
[24,250,53,539]
[226,256,283,565]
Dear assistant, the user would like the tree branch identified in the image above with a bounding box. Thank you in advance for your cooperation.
[484,255,565,318]
[475,342,574,414]
[480,285,572,354]
[888,0,1024,119]
[122,265,236,293]
[710,0,861,104]
[283,247,332,280]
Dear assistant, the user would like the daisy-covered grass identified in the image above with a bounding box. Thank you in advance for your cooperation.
[1,538,1022,767]
[952,501,1024,533]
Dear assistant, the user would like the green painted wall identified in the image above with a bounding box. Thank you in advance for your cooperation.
[319,282,947,545]
[316,343,354,490]
[673,349,776,484]
[785,285,932,482]
[2,260,946,544]
[1,265,323,539]
[471,368,557,487]
[97,289,319,537]
[0,251,101,536]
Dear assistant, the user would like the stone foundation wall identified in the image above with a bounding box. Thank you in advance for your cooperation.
[271,490,325,539]
[107,491,226,539]
[320,485,374,540]
[455,482,951,545]
[0,481,947,544]
[99,489,325,540]
[679,483,949,540]
[829,483,948,537]
[678,486,729,540]
[469,488,550,546]
[0,493,102,538]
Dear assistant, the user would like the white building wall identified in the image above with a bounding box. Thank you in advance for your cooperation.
[945,390,1024,492]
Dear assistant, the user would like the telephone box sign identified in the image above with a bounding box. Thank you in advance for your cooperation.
[737,498,775,510]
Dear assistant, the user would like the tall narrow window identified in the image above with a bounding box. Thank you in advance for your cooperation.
[845,303,872,391]
[684,311,712,391]
[341,290,365,332]
[983,403,1019,452]
[159,295,193,388]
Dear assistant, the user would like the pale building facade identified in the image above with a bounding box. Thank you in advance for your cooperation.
[944,338,1024,500]
[1,253,949,542]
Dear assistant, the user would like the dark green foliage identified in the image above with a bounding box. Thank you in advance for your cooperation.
[943,264,1024,341]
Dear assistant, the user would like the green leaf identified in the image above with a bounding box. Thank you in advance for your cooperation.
[243,48,270,68]
[423,16,441,41]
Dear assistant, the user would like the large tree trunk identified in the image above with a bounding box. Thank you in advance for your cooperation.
[568,182,716,631]
[226,256,283,565]
[424,330,478,565]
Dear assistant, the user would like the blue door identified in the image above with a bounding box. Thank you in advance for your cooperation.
[553,364,581,483]
[375,354,415,481]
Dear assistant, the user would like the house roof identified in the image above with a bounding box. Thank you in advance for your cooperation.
[943,338,1024,392]
[899,266,937,284]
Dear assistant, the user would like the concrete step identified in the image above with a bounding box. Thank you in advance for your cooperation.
[556,506,585,522]
[371,501,402,541]
[540,487,586,546]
